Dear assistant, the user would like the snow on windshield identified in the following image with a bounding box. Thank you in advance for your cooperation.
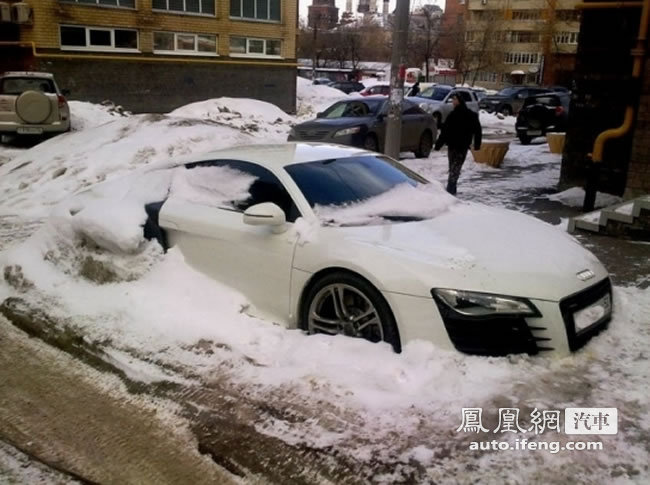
[314,182,457,226]
[169,165,257,209]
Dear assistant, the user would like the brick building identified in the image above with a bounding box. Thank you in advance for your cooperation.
[561,1,650,198]
[0,0,298,113]
[308,0,338,30]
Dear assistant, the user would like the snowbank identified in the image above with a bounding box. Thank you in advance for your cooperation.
[480,110,517,135]
[69,101,130,131]
[296,77,348,119]
[169,97,292,124]
[546,187,622,208]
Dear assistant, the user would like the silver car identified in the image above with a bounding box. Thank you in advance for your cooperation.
[0,71,71,139]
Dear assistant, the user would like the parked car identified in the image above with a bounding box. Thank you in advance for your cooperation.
[408,86,480,127]
[312,77,333,85]
[138,143,612,356]
[359,84,390,96]
[479,86,552,116]
[288,97,436,157]
[0,71,71,139]
[328,81,365,94]
[515,92,571,145]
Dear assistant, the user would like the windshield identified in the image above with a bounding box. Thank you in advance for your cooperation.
[418,86,451,101]
[284,155,451,225]
[321,100,384,118]
[0,77,55,95]
[497,87,518,97]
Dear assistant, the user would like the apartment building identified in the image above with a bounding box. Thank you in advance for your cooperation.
[462,0,581,89]
[0,0,298,112]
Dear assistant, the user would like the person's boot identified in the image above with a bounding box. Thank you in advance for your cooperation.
[446,181,457,195]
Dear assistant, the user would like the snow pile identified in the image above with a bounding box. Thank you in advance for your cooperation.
[296,77,348,119]
[0,111,278,219]
[480,111,517,135]
[69,101,130,131]
[546,187,622,208]
[169,165,256,209]
[315,182,457,226]
[168,97,292,136]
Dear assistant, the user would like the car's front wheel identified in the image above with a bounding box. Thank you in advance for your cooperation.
[414,130,433,158]
[301,272,401,352]
[499,105,513,116]
[363,133,379,152]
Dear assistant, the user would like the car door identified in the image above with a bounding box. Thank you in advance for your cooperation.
[158,160,301,324]
[463,89,480,113]
[401,101,425,149]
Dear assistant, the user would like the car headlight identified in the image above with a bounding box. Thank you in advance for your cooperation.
[334,126,362,137]
[418,102,434,113]
[432,289,540,317]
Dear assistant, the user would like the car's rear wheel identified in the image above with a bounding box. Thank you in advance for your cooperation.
[414,131,433,158]
[363,133,379,152]
[301,272,401,352]
[499,105,513,116]
[518,135,532,145]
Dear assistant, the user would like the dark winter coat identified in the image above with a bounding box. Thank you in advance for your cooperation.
[434,104,482,151]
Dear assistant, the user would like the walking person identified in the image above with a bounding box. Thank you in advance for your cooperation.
[434,94,482,195]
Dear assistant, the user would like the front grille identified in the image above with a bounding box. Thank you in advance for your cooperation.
[560,278,612,352]
[297,130,329,141]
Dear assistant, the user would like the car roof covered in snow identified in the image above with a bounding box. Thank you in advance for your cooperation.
[182,142,373,169]
[1,71,55,79]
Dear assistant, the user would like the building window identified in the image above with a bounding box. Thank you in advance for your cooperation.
[475,71,498,83]
[556,10,581,22]
[504,52,540,64]
[60,25,139,51]
[465,31,475,42]
[230,0,281,22]
[153,32,218,55]
[505,31,541,43]
[554,31,579,45]
[230,37,282,57]
[152,0,216,15]
[512,10,542,21]
[62,0,135,7]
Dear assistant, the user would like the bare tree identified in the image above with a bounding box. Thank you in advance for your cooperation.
[407,5,442,81]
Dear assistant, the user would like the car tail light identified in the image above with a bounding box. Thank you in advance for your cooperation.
[555,106,564,116]
[57,95,67,109]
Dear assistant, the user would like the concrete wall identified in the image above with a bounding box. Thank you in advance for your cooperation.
[31,57,297,113]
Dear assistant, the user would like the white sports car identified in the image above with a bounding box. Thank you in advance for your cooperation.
[143,142,612,357]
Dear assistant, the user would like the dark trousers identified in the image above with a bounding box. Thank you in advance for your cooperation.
[447,147,468,195]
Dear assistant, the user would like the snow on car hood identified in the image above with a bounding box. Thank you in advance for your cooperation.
[313,202,608,302]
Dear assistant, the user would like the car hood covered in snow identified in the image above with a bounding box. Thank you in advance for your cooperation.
[296,203,608,302]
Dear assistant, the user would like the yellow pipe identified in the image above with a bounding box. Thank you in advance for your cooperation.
[0,42,298,68]
[589,0,650,162]
[576,2,642,8]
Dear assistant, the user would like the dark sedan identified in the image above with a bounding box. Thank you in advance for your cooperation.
[515,92,570,144]
[288,97,437,158]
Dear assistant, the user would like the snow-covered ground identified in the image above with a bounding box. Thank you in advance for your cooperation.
[0,82,648,483]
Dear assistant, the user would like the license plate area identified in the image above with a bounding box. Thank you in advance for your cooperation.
[574,293,611,334]
[17,127,43,135]
[527,130,542,136]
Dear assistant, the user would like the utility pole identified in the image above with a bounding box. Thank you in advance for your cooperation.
[384,0,410,159]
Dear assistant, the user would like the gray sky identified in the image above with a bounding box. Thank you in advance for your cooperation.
[298,0,446,20]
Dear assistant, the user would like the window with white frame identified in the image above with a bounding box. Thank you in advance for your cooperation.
[554,31,579,45]
[62,0,135,7]
[504,52,540,64]
[505,31,541,43]
[153,32,218,55]
[152,0,215,15]
[475,71,498,83]
[230,37,282,57]
[60,25,139,51]
[230,0,281,22]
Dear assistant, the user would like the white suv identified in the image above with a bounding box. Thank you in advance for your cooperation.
[0,71,71,139]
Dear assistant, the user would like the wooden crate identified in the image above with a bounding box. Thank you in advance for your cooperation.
[470,141,510,168]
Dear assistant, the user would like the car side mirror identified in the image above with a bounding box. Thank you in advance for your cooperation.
[243,202,287,233]
[61,88,70,96]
